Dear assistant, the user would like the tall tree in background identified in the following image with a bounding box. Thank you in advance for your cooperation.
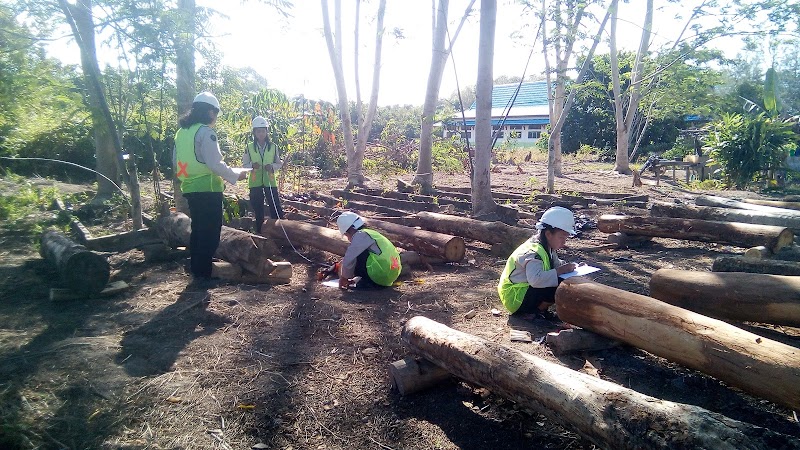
[412,0,475,193]
[472,0,497,217]
[610,0,652,174]
[538,0,596,176]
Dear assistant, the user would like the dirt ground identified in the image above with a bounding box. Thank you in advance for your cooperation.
[1,161,799,449]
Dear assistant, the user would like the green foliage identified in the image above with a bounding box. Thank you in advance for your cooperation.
[222,194,242,224]
[705,113,797,188]
[430,136,466,174]
[0,173,69,242]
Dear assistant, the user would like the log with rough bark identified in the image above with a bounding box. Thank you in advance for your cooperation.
[311,193,412,217]
[696,195,800,217]
[651,200,800,231]
[259,219,442,270]
[742,198,800,211]
[331,189,445,213]
[556,277,800,410]
[365,218,465,262]
[402,316,799,450]
[597,214,794,252]
[40,229,110,296]
[650,268,800,326]
[381,211,533,246]
[389,356,451,395]
[155,212,279,276]
[84,228,163,252]
[744,244,800,261]
[605,232,652,248]
[711,255,800,276]
[354,187,472,210]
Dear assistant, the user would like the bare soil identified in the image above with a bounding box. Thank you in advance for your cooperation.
[1,162,799,449]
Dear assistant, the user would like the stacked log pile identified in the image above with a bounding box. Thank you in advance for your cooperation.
[555,277,800,411]
[401,316,800,450]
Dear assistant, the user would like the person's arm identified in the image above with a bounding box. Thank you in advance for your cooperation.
[523,256,560,288]
[195,127,242,184]
[339,231,374,280]
[271,144,284,171]
[242,147,253,169]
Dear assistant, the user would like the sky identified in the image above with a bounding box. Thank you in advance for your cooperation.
[47,1,747,107]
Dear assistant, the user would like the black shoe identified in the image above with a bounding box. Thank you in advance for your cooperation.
[536,310,560,321]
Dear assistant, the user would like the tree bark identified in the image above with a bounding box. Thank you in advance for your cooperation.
[84,228,162,252]
[696,195,800,218]
[711,255,800,276]
[402,315,799,450]
[556,277,800,411]
[353,187,472,211]
[650,268,800,326]
[597,214,794,252]
[471,0,498,217]
[155,212,279,276]
[744,245,800,261]
[331,189,444,212]
[310,194,411,217]
[742,198,800,211]
[651,200,800,231]
[363,218,465,262]
[40,229,110,296]
[396,211,532,247]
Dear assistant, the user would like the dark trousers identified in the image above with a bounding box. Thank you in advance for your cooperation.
[185,191,223,278]
[250,186,284,232]
[515,285,558,315]
[353,249,383,289]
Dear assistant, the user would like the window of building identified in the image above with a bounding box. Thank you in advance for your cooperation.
[528,131,541,139]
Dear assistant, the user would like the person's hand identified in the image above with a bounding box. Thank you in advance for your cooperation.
[237,171,248,181]
[338,277,352,289]
[556,263,577,275]
[265,164,275,173]
[251,162,260,169]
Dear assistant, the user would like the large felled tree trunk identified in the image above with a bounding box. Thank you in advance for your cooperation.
[650,201,800,231]
[597,214,794,252]
[712,255,800,276]
[402,316,800,450]
[649,268,800,326]
[556,277,800,411]
[40,229,110,296]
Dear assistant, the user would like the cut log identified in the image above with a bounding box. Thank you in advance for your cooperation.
[597,214,794,252]
[651,200,800,231]
[354,187,472,210]
[389,357,451,396]
[311,193,412,217]
[40,230,110,296]
[155,212,280,276]
[605,232,652,248]
[84,228,163,252]
[711,255,800,276]
[382,211,533,246]
[742,198,800,211]
[212,260,292,284]
[651,267,800,325]
[361,218,458,262]
[331,189,445,213]
[556,277,800,410]
[744,244,800,261]
[402,316,799,450]
[261,219,349,255]
[696,195,800,217]
[545,328,619,355]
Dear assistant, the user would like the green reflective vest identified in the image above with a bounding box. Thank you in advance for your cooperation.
[497,240,551,313]
[247,141,278,188]
[362,229,402,286]
[175,123,224,193]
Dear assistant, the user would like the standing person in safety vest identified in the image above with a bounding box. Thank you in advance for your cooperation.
[173,92,247,280]
[336,212,401,289]
[497,206,578,319]
[243,115,285,233]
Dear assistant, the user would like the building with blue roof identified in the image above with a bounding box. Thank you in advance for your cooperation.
[447,81,551,144]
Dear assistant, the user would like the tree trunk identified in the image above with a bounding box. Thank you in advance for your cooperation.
[173,0,196,215]
[399,211,532,247]
[597,214,794,252]
[650,268,800,326]
[402,315,799,450]
[712,255,800,276]
[331,189,444,212]
[354,187,472,210]
[84,228,162,252]
[744,244,800,261]
[155,212,279,276]
[650,200,800,231]
[556,277,800,411]
[363,218,465,262]
[742,198,800,211]
[40,229,110,296]
[471,0,498,217]
[321,0,360,187]
[696,195,800,217]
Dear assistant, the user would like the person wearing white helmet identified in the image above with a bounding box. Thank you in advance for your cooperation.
[173,91,248,280]
[243,115,284,233]
[334,211,401,289]
[497,206,578,319]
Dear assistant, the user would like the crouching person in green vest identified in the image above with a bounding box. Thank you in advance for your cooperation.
[243,115,285,234]
[174,92,248,280]
[497,206,577,320]
[336,212,401,289]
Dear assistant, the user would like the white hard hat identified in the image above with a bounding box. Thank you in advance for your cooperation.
[537,206,576,235]
[252,116,269,129]
[193,91,221,111]
[336,211,364,236]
